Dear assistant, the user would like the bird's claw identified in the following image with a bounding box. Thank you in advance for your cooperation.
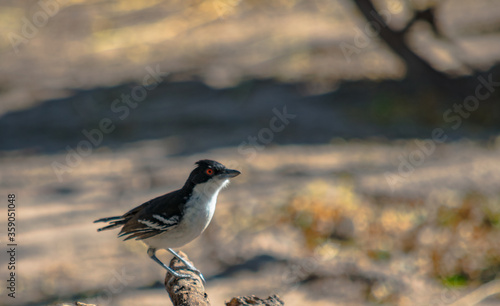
[167,269,205,285]
[187,268,206,284]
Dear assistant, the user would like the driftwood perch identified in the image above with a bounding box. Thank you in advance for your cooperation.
[164,251,284,306]
[165,251,211,306]
[226,295,284,306]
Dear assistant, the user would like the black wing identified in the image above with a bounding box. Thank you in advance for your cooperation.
[117,189,187,241]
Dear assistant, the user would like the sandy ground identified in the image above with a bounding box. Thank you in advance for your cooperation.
[0,141,499,305]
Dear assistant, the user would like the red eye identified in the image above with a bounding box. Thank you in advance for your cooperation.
[206,168,214,175]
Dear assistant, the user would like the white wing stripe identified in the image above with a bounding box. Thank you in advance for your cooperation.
[138,219,168,230]
[153,214,178,225]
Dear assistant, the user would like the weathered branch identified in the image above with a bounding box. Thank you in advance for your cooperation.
[165,251,211,306]
[226,295,284,306]
[164,252,284,306]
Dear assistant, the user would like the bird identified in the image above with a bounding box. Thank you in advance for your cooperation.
[94,159,241,283]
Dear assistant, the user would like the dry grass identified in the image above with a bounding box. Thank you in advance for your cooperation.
[279,180,500,296]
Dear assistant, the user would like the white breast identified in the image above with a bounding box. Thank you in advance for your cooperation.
[183,178,229,235]
[144,178,229,249]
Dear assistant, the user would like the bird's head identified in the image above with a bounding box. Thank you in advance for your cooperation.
[186,160,241,191]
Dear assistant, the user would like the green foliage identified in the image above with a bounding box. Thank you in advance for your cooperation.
[442,274,469,288]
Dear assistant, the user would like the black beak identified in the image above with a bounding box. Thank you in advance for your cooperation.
[221,169,241,178]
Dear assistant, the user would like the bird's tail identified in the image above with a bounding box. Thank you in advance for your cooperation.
[94,216,126,232]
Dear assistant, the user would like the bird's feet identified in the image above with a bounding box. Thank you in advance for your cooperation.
[167,248,206,284]
[167,264,205,284]
[165,267,206,289]
[184,267,206,284]
[168,268,193,280]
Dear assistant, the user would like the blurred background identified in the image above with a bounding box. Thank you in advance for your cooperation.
[1,0,500,305]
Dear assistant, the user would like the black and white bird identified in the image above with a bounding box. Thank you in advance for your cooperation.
[94,160,240,283]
